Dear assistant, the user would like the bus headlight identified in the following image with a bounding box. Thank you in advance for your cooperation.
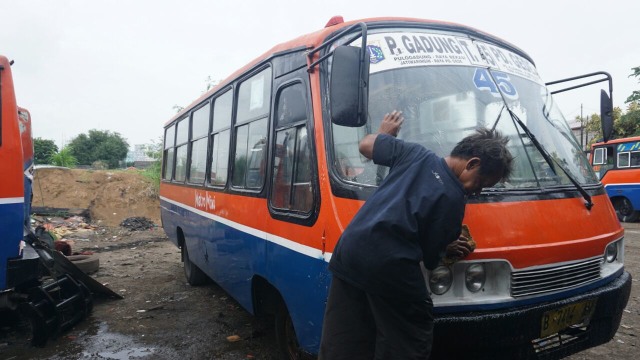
[465,263,486,292]
[605,242,618,263]
[429,266,452,295]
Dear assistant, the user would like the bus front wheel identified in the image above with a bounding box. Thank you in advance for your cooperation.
[275,302,307,360]
[181,245,208,286]
[613,197,640,222]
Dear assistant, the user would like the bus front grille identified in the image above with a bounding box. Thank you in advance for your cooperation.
[511,257,602,298]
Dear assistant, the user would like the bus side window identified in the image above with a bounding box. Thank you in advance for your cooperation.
[174,117,189,182]
[188,102,210,184]
[232,68,271,190]
[270,84,312,213]
[618,152,630,168]
[631,151,640,167]
[210,90,233,187]
[163,125,176,180]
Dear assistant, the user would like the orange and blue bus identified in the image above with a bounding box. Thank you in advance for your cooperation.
[591,136,640,222]
[160,17,631,359]
[1,56,92,345]
[0,55,34,294]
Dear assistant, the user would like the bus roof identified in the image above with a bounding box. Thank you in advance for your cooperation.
[592,136,640,148]
[164,16,532,127]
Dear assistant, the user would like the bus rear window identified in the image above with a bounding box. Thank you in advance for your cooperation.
[593,147,606,165]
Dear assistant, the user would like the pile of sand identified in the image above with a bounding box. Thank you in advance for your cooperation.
[32,168,160,227]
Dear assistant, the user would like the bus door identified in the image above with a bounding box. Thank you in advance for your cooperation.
[266,68,326,348]
[269,81,314,213]
[592,144,615,180]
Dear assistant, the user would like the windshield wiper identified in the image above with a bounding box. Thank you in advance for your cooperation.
[489,104,505,131]
[487,69,593,210]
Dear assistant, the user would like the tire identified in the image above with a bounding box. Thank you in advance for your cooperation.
[182,244,208,286]
[66,254,100,274]
[275,302,307,360]
[613,197,640,222]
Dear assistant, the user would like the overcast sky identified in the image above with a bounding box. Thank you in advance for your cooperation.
[3,0,639,149]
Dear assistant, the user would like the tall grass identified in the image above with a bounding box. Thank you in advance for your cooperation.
[141,160,161,197]
[49,147,77,167]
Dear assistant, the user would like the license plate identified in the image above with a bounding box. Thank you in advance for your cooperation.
[540,299,597,338]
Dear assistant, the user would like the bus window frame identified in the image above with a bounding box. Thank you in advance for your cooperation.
[617,152,631,168]
[230,65,273,194]
[173,115,190,183]
[207,87,234,190]
[162,124,177,181]
[187,100,212,186]
[268,80,317,221]
[593,147,606,165]
[618,150,640,168]
[631,151,640,167]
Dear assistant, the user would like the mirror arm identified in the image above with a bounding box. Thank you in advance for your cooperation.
[546,71,612,98]
[307,22,368,72]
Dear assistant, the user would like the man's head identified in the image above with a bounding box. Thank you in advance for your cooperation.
[449,128,514,195]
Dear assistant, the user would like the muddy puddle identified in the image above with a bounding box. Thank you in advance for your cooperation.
[0,316,176,360]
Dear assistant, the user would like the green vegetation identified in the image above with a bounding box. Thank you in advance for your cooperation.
[141,137,162,196]
[33,138,58,164]
[49,147,77,167]
[68,129,129,169]
[626,66,640,104]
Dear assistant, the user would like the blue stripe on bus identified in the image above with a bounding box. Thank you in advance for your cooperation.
[0,202,25,290]
[160,199,329,353]
[604,183,640,209]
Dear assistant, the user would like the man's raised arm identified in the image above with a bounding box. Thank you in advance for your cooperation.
[358,110,404,159]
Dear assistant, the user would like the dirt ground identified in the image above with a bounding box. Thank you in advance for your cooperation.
[31,167,161,227]
[0,168,638,359]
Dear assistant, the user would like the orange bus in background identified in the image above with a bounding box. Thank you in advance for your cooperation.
[160,17,631,359]
[1,56,92,346]
[0,56,31,293]
[591,136,640,222]
[18,106,34,226]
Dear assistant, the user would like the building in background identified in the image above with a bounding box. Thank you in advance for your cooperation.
[126,144,156,169]
[569,117,597,153]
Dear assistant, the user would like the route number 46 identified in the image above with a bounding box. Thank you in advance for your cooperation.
[473,68,518,99]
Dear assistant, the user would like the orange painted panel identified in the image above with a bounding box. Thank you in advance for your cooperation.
[601,168,640,186]
[0,55,25,199]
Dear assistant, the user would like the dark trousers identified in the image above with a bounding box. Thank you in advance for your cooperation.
[319,276,434,360]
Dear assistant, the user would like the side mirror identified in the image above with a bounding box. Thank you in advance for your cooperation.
[329,46,369,127]
[600,89,613,142]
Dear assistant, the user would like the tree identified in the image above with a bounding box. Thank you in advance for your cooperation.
[33,138,58,164]
[68,130,129,169]
[49,147,77,167]
[616,102,640,137]
[626,66,640,104]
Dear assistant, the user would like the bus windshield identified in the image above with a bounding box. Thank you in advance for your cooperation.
[330,31,598,189]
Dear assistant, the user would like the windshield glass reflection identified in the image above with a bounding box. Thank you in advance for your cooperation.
[331,65,598,189]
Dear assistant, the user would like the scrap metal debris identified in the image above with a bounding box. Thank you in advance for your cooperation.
[120,217,155,231]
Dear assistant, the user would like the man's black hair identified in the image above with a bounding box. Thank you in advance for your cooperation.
[450,128,514,181]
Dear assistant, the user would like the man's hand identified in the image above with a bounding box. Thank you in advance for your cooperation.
[445,235,475,259]
[359,110,404,159]
[378,110,404,137]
